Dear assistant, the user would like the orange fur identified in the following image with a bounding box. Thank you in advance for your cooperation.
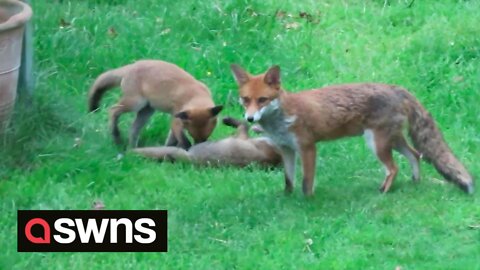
[231,64,474,195]
[88,60,223,148]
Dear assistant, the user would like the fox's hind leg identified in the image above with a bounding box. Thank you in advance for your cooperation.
[129,105,155,147]
[109,96,147,146]
[300,144,316,196]
[109,105,127,145]
[364,129,398,193]
[375,134,398,193]
[393,135,421,182]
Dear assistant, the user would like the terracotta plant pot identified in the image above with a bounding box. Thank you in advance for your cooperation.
[0,0,32,133]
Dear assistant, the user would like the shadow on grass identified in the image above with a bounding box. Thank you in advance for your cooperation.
[0,95,77,180]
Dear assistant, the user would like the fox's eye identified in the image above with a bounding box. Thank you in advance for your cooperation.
[242,97,251,104]
[258,97,268,103]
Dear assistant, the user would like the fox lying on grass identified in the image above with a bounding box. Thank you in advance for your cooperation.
[132,117,282,167]
[230,64,474,195]
[88,60,223,148]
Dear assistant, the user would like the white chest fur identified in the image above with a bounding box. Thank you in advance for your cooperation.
[258,99,298,150]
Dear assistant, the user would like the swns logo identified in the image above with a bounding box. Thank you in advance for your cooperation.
[18,210,167,252]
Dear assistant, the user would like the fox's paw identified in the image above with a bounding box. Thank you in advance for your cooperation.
[379,183,390,193]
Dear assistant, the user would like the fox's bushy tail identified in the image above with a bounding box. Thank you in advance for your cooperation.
[404,90,474,193]
[132,147,191,162]
[88,65,131,112]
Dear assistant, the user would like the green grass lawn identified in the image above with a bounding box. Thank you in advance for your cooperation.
[1,0,480,269]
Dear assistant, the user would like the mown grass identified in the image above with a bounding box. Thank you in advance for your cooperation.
[1,0,479,269]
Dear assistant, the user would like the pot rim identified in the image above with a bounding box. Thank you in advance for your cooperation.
[0,0,33,32]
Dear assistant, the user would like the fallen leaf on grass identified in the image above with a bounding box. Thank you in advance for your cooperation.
[452,76,464,83]
[246,7,258,17]
[468,224,480,229]
[275,10,286,19]
[160,28,171,36]
[208,237,228,244]
[73,137,82,148]
[59,18,71,29]
[303,238,313,253]
[299,11,321,24]
[430,177,446,185]
[108,27,118,38]
[285,22,301,30]
[275,10,293,19]
[299,11,309,18]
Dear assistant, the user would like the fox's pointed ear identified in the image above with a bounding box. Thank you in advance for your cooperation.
[264,65,281,89]
[230,64,250,86]
[175,111,190,120]
[209,105,224,117]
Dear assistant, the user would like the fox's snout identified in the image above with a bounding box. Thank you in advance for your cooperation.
[244,110,262,123]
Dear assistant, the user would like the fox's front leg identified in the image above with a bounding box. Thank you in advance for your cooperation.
[300,144,316,196]
[281,147,296,194]
[168,118,191,149]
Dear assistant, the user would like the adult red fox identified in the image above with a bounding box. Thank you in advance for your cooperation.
[230,64,474,195]
[88,60,223,148]
[133,117,282,167]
